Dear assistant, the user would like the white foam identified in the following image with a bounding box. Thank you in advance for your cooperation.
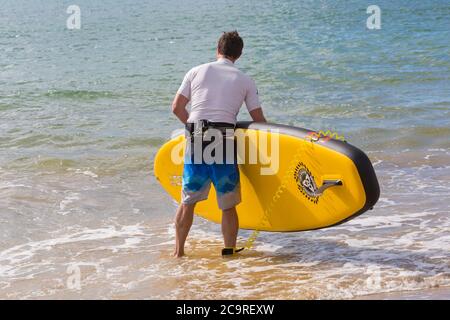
[0,182,31,190]
[0,224,147,277]
[377,197,397,207]
[67,168,98,178]
[428,148,447,152]
[372,160,383,167]
[58,192,80,215]
[254,243,283,253]
[78,170,98,178]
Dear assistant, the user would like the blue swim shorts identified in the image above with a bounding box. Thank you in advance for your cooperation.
[181,139,241,210]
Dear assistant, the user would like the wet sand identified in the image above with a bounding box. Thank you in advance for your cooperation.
[357,286,450,300]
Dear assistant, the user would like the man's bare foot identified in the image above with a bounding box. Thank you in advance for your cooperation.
[173,251,184,258]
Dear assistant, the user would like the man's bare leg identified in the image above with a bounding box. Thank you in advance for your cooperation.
[174,203,195,257]
[221,206,239,248]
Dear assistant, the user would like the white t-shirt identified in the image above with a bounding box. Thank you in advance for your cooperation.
[177,58,260,124]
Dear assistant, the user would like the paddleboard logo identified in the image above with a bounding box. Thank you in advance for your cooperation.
[306,130,345,142]
[294,162,319,204]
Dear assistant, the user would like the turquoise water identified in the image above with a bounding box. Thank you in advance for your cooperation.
[0,0,449,299]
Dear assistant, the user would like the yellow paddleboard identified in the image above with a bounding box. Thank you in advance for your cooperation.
[154,122,379,232]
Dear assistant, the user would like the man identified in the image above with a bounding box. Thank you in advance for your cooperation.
[171,31,266,257]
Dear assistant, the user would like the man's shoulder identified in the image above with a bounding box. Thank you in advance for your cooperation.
[239,70,253,81]
[185,61,255,85]
[193,61,217,71]
[185,61,214,77]
[236,69,255,87]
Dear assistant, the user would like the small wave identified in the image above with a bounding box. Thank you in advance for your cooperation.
[107,137,166,150]
[0,132,94,149]
[352,126,450,150]
[45,89,118,100]
[0,103,17,111]
[34,158,79,171]
[2,153,154,177]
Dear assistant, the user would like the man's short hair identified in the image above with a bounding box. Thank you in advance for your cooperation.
[217,31,243,59]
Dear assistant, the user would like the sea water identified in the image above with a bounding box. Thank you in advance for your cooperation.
[0,0,449,299]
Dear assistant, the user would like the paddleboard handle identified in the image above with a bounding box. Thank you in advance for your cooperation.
[313,180,343,196]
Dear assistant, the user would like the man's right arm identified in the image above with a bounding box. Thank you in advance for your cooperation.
[245,77,266,123]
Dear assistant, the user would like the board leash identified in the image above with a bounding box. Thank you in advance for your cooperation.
[243,142,307,249]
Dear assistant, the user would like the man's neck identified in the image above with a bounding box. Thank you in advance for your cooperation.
[217,55,235,63]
